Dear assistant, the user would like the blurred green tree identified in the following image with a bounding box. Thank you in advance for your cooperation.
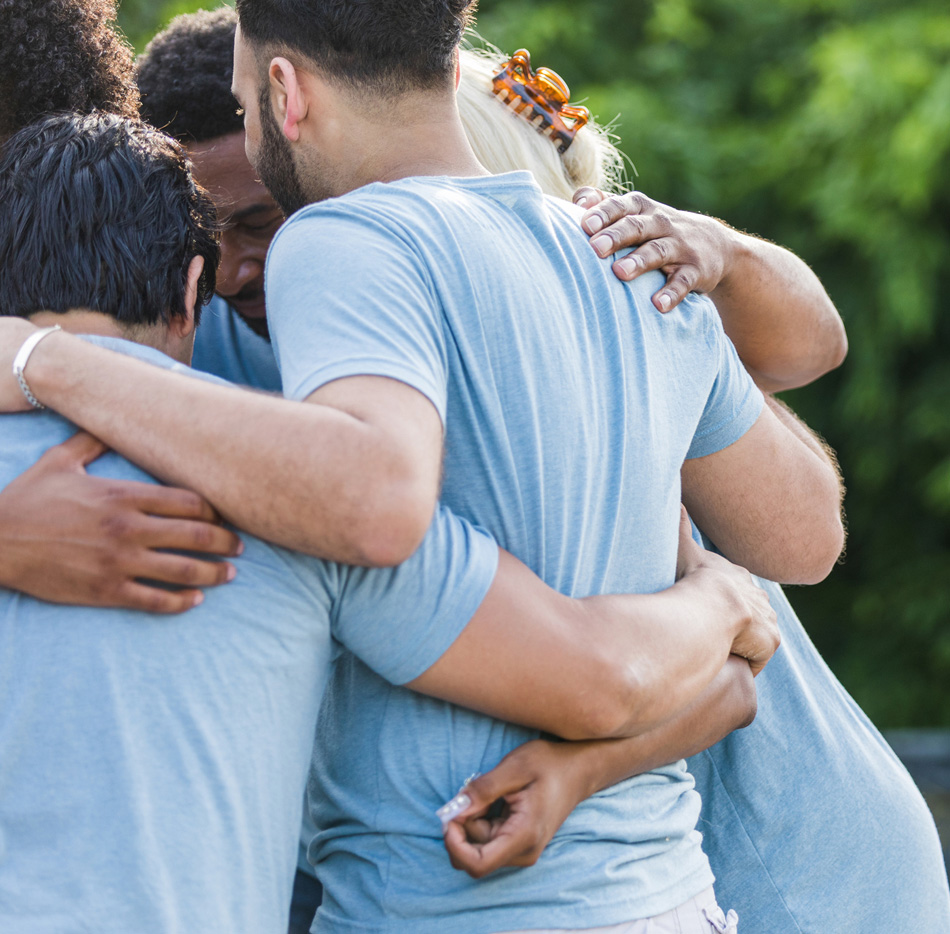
[119,0,950,726]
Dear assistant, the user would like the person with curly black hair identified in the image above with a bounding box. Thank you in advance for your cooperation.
[137,6,284,352]
[0,0,139,140]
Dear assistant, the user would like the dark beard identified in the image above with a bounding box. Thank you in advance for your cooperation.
[256,85,309,218]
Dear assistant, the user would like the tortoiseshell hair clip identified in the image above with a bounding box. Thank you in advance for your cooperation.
[491,49,590,155]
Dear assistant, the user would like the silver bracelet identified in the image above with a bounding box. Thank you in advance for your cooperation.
[12,325,62,410]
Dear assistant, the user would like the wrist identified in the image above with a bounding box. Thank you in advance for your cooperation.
[554,739,608,802]
[21,328,71,410]
[682,565,746,643]
[13,325,62,410]
[708,223,750,300]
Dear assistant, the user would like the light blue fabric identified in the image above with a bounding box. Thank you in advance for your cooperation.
[202,191,950,930]
[689,569,950,933]
[265,171,764,934]
[192,295,282,392]
[0,336,498,934]
[191,298,317,881]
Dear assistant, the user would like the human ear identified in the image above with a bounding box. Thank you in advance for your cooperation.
[269,57,306,143]
[173,255,204,341]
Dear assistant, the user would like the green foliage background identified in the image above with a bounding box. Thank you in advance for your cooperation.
[116,0,950,727]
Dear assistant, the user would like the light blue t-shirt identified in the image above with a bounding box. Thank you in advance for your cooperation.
[689,568,950,933]
[265,172,764,933]
[202,206,950,931]
[192,295,282,393]
[0,337,498,934]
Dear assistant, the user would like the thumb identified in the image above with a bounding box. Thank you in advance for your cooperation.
[451,756,537,825]
[42,431,109,473]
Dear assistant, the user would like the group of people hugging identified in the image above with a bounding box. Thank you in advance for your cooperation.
[0,1,947,932]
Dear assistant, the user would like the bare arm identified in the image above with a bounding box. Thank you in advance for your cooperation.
[0,322,442,566]
[681,396,845,585]
[408,513,777,742]
[574,188,847,392]
[0,432,243,613]
[442,657,755,877]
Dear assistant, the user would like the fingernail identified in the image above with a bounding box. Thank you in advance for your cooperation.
[586,213,605,234]
[657,293,673,312]
[192,592,205,607]
[435,792,471,830]
[575,194,592,208]
[591,235,612,256]
[616,256,640,278]
[226,563,237,582]
[236,539,245,556]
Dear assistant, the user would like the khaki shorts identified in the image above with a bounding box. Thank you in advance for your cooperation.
[494,887,739,934]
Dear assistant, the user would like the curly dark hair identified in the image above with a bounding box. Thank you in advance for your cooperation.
[137,7,244,144]
[0,0,139,140]
[0,112,219,327]
[235,0,478,95]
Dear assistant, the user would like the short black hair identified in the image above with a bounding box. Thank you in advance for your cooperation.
[0,112,219,328]
[235,0,477,95]
[137,7,243,145]
[0,0,139,140]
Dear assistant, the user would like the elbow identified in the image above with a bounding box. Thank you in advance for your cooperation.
[558,661,652,741]
[347,478,436,568]
[771,508,846,586]
[827,324,848,373]
[812,319,849,383]
[795,478,847,584]
[802,517,845,584]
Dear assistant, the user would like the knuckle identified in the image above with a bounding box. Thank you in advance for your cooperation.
[181,491,209,517]
[89,577,116,603]
[189,523,217,550]
[669,269,695,292]
[601,194,627,221]
[619,215,646,241]
[626,191,648,212]
[102,483,133,505]
[651,238,672,264]
[145,590,178,614]
[99,513,135,542]
[177,561,204,587]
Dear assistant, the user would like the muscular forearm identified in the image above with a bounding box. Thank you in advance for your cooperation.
[568,656,756,799]
[442,656,756,877]
[22,331,437,564]
[410,549,768,741]
[710,228,847,392]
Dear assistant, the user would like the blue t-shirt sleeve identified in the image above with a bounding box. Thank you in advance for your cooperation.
[330,505,499,685]
[265,202,449,422]
[686,302,764,459]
